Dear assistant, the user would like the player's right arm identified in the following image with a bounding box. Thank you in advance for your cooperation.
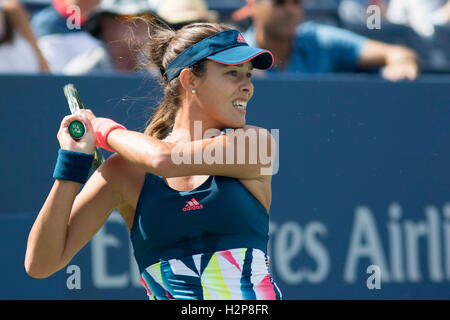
[25,111,125,279]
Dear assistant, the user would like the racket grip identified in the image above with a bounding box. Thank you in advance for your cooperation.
[69,120,86,141]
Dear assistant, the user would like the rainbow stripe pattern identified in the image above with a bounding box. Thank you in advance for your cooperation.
[139,248,282,300]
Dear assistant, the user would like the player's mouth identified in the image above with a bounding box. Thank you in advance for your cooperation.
[232,99,247,113]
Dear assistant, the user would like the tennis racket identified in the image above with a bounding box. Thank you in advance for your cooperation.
[63,83,105,170]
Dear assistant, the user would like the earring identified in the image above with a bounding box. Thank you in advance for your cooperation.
[191,89,196,94]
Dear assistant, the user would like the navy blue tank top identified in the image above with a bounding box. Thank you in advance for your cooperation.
[130,173,269,273]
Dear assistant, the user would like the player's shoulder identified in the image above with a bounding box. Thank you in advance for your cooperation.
[224,125,277,158]
[98,153,146,194]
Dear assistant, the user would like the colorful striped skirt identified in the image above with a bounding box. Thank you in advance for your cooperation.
[139,248,282,300]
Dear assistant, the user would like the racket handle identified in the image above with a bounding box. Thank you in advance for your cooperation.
[69,120,86,141]
[68,120,104,169]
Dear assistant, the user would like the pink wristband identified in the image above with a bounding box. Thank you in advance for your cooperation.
[91,117,126,152]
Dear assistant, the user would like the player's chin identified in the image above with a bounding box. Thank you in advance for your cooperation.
[220,109,246,129]
[227,117,246,129]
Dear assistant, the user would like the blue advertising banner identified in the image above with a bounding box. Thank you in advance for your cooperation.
[1,74,449,299]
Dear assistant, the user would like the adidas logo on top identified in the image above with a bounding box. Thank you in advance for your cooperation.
[237,33,247,44]
[183,198,204,211]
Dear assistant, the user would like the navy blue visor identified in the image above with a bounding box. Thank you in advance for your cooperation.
[164,30,273,81]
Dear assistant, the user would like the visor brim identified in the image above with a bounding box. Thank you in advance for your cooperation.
[206,46,274,70]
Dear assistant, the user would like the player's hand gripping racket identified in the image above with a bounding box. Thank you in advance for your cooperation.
[64,84,105,170]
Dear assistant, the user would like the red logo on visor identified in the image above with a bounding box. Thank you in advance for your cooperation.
[237,33,247,44]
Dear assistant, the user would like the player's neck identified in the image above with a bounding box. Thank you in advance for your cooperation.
[166,107,224,143]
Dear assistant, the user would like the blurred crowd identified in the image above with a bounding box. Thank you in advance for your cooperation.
[3,0,450,80]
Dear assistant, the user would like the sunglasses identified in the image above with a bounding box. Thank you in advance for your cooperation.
[117,13,156,22]
[270,0,304,6]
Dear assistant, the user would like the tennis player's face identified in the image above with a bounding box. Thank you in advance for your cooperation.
[196,61,254,128]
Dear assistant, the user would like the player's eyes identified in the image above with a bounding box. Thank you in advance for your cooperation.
[227,70,253,78]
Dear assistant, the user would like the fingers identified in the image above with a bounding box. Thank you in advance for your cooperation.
[382,64,418,82]
[74,109,96,121]
[60,110,95,129]
[82,109,96,121]
[57,111,97,153]
[59,114,86,141]
[61,108,98,132]
[60,112,87,128]
[61,110,98,138]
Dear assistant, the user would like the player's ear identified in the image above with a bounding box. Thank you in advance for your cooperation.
[179,68,197,93]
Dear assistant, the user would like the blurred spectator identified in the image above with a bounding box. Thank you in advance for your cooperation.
[86,0,156,72]
[235,0,419,81]
[0,0,49,73]
[386,0,450,37]
[30,0,113,74]
[156,0,218,30]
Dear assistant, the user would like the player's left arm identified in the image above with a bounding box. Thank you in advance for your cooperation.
[357,40,419,81]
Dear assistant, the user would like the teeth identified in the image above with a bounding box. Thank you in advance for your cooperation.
[233,100,247,110]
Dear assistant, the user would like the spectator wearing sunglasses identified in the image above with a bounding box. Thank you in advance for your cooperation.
[234,0,419,81]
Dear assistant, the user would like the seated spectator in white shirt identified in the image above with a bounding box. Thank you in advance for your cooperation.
[30,0,113,74]
[0,0,49,73]
[386,0,450,37]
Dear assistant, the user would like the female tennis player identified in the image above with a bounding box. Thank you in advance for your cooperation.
[25,22,281,300]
